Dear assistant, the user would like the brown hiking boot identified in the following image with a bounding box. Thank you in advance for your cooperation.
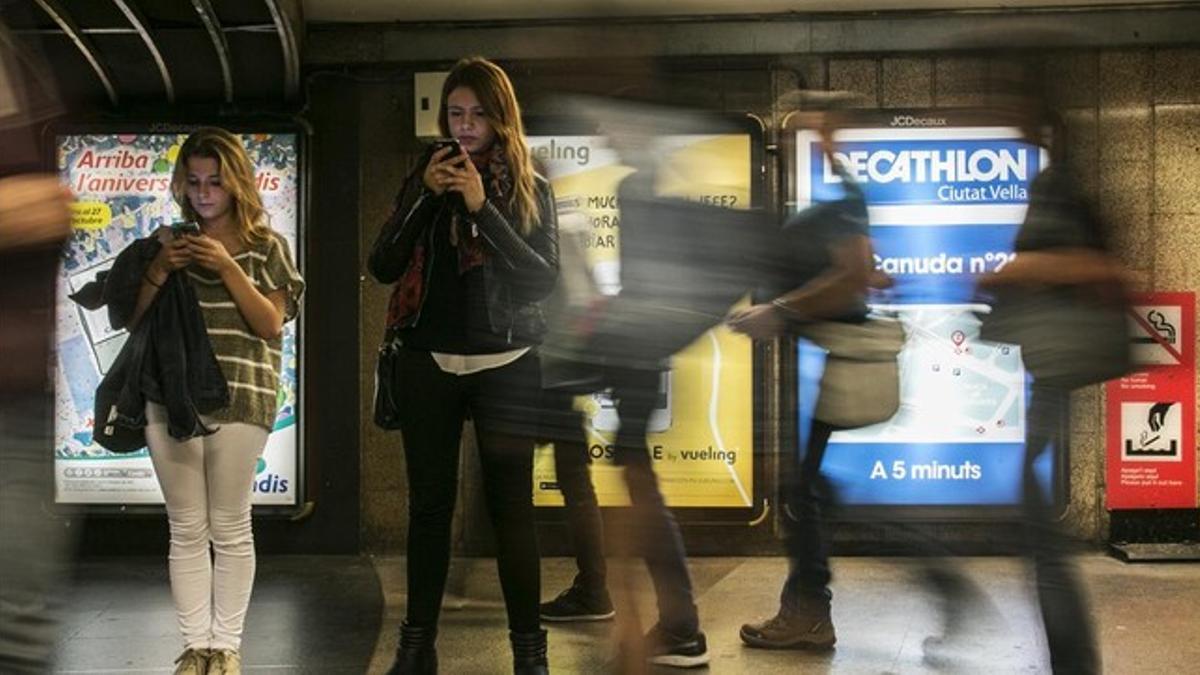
[739,602,836,650]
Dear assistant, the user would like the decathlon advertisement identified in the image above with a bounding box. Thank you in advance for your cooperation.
[528,131,758,510]
[53,131,302,507]
[793,116,1059,508]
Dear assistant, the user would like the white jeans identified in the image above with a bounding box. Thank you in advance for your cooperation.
[145,404,267,651]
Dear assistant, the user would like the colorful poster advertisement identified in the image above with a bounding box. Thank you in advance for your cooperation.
[528,133,755,508]
[794,121,1058,507]
[53,131,302,506]
[1105,292,1196,509]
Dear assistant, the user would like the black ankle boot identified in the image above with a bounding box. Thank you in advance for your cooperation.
[386,621,438,675]
[510,629,549,675]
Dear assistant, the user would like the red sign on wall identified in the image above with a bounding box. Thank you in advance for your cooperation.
[1105,292,1196,510]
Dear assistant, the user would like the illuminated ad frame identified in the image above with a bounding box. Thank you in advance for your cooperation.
[526,113,769,523]
[50,122,307,513]
[784,108,1068,520]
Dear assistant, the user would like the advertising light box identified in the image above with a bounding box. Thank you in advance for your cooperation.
[528,119,764,518]
[791,114,1062,512]
[53,129,303,507]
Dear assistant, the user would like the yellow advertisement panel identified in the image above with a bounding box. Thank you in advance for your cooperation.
[529,134,755,508]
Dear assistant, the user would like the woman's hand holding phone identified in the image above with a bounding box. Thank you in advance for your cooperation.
[441,157,486,213]
[422,140,465,195]
[185,234,237,276]
[149,231,193,283]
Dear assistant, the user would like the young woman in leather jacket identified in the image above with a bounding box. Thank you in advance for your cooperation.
[368,57,558,675]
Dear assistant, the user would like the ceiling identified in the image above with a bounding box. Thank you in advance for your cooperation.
[302,0,1179,23]
[2,1,1184,108]
[3,0,302,107]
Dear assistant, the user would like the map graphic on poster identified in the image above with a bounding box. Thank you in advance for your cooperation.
[53,132,301,506]
[529,133,755,509]
[834,306,1025,446]
[796,124,1055,507]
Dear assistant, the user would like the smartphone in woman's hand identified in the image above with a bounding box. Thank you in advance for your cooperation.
[430,138,464,162]
[172,221,201,238]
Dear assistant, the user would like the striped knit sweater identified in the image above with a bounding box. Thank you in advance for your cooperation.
[186,230,304,430]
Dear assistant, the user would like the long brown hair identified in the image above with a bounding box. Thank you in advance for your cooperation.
[438,57,538,236]
[170,127,271,247]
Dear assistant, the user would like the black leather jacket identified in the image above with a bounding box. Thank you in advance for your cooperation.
[70,238,229,452]
[368,164,559,347]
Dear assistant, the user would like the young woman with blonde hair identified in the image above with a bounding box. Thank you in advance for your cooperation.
[134,127,304,675]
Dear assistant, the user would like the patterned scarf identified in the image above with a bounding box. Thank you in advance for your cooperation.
[386,142,514,329]
[451,142,512,273]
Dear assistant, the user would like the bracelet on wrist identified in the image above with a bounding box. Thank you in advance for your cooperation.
[144,272,163,288]
[771,298,808,321]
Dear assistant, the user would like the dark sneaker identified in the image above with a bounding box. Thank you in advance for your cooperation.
[645,625,709,668]
[540,584,615,622]
[740,603,836,650]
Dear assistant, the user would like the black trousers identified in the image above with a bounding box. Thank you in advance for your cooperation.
[0,394,68,673]
[780,419,837,607]
[0,250,70,673]
[1023,385,1099,674]
[782,419,980,634]
[607,366,699,637]
[541,390,608,594]
[394,347,542,633]
[783,389,1099,674]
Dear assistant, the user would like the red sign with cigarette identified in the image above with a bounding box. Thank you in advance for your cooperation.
[1105,292,1196,510]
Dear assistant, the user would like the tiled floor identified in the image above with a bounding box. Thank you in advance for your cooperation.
[53,553,1200,673]
[368,554,1200,674]
[54,556,380,674]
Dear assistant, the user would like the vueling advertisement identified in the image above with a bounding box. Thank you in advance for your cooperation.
[528,133,755,509]
[53,132,301,506]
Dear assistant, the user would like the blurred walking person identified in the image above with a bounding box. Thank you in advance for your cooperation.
[729,96,886,651]
[537,198,614,625]
[0,13,74,673]
[976,108,1121,675]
